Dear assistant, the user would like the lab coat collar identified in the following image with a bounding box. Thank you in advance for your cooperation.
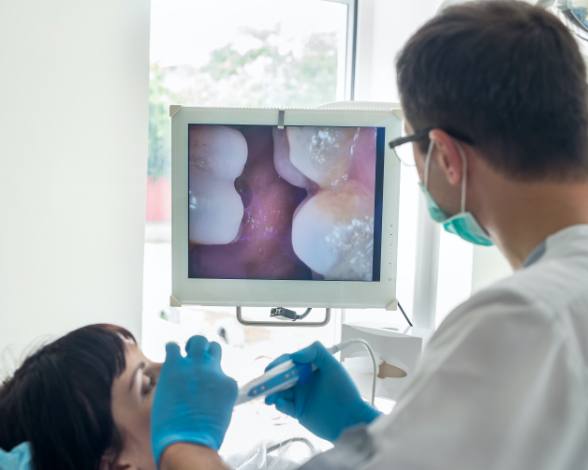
[524,224,588,268]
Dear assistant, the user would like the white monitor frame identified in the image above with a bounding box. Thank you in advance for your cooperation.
[170,106,402,309]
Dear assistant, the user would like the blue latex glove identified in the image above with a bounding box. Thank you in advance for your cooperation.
[264,341,381,442]
[151,335,238,465]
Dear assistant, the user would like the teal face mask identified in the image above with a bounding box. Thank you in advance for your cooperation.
[420,141,493,247]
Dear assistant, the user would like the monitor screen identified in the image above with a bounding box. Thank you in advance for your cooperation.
[188,124,385,282]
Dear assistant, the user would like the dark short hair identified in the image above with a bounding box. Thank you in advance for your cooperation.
[0,324,136,470]
[396,0,588,181]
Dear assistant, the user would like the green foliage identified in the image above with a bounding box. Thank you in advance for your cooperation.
[148,64,175,179]
[147,26,340,178]
[196,26,338,108]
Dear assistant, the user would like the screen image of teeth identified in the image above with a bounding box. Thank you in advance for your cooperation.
[188,124,384,281]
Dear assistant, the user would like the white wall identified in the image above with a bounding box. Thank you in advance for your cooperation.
[355,0,442,103]
[0,1,150,376]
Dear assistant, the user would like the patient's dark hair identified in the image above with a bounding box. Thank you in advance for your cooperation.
[0,324,136,470]
[396,0,588,181]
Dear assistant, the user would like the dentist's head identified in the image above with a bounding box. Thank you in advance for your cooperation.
[395,0,588,266]
[0,324,161,470]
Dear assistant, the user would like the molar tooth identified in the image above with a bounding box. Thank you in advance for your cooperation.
[287,127,359,187]
[190,125,247,177]
[189,177,244,245]
[291,181,374,281]
[189,126,247,245]
[272,128,308,188]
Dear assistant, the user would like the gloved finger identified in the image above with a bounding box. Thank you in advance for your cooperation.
[274,397,296,417]
[290,341,332,368]
[165,342,182,362]
[265,387,294,406]
[265,354,292,372]
[185,335,209,358]
[207,341,222,361]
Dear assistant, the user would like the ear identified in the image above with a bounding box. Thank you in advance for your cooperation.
[428,129,464,187]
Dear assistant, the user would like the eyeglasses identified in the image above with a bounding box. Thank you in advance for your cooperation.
[388,127,474,167]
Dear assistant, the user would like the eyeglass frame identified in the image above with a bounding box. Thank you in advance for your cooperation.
[388,126,475,150]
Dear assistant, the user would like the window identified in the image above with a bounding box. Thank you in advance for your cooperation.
[344,0,475,330]
[144,0,356,366]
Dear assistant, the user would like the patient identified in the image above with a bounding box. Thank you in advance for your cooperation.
[0,324,161,470]
[0,324,309,470]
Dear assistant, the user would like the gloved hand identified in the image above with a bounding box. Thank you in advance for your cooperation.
[151,335,238,465]
[264,341,380,442]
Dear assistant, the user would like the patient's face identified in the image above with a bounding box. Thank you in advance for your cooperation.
[108,339,161,469]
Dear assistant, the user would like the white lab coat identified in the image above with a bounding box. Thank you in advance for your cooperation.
[363,224,588,469]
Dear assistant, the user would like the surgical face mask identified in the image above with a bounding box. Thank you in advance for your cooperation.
[419,141,493,246]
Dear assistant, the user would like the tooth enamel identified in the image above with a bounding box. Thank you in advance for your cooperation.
[291,181,374,281]
[189,126,247,245]
[287,127,360,187]
[349,128,377,189]
[189,176,245,245]
[272,128,308,188]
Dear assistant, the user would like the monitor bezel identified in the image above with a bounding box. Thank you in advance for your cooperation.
[171,106,402,309]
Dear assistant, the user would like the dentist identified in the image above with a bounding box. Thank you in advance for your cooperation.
[148,1,588,469]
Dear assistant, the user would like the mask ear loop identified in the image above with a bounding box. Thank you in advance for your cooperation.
[456,144,468,213]
[456,143,491,238]
[424,140,435,190]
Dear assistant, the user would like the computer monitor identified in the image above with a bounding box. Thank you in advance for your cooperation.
[170,106,402,309]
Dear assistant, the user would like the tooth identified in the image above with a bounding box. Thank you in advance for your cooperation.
[287,127,360,187]
[189,126,247,245]
[291,181,374,281]
[348,128,377,190]
[190,125,248,177]
[189,176,245,245]
[272,128,308,188]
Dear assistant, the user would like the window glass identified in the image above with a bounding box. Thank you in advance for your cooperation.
[345,0,474,330]
[144,0,354,387]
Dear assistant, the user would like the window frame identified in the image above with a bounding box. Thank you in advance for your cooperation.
[324,0,359,100]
